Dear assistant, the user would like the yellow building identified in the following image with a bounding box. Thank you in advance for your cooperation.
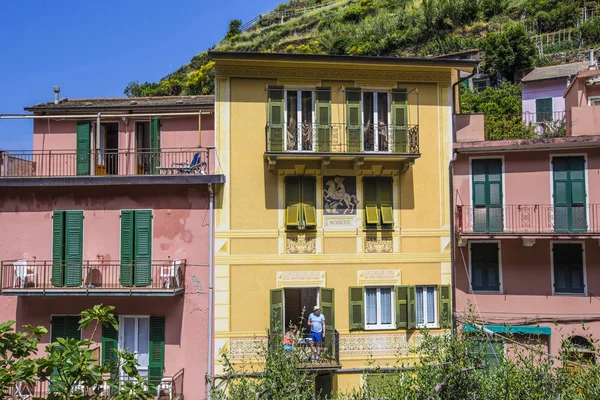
[210,51,476,395]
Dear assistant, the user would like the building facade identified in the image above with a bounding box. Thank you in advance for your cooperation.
[453,68,600,359]
[210,51,476,394]
[0,96,224,399]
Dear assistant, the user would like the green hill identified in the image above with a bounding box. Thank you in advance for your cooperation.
[124,0,597,97]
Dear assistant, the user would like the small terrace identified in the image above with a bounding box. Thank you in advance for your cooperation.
[455,112,567,143]
[456,204,600,238]
[0,147,224,186]
[0,259,186,296]
[265,123,420,167]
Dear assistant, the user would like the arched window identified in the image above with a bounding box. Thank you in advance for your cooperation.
[563,336,596,365]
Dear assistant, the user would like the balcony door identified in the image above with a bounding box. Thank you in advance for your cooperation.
[363,91,389,152]
[472,159,503,233]
[135,119,160,175]
[286,90,314,152]
[553,156,587,232]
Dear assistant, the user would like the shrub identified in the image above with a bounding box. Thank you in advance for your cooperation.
[581,17,600,44]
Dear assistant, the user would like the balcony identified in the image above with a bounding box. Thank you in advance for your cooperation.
[0,259,186,296]
[456,204,600,238]
[456,112,567,143]
[0,148,224,187]
[265,123,419,167]
[6,369,184,399]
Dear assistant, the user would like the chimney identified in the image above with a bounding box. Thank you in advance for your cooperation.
[590,50,597,70]
[567,75,572,88]
[53,86,60,104]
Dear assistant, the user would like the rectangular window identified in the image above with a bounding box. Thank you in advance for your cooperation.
[51,315,81,341]
[285,176,317,229]
[363,177,393,229]
[553,243,584,294]
[120,210,153,287]
[470,242,500,292]
[475,339,504,367]
[363,91,389,152]
[120,316,150,378]
[535,98,553,122]
[590,97,600,106]
[416,286,437,327]
[552,156,586,232]
[472,159,503,233]
[285,90,314,151]
[365,287,394,329]
[52,210,83,288]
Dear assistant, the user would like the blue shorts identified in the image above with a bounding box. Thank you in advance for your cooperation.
[283,345,293,351]
[310,331,323,343]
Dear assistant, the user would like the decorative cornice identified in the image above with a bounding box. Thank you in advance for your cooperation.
[216,65,451,83]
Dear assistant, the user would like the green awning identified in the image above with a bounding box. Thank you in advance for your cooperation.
[464,325,552,336]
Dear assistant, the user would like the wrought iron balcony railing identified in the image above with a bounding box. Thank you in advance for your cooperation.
[266,123,419,155]
[0,148,213,178]
[456,204,599,235]
[6,369,184,399]
[0,259,186,295]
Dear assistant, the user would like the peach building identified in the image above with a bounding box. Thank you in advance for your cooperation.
[453,67,600,360]
[0,95,223,399]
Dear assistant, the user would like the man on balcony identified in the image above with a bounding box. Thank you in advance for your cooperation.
[308,305,325,361]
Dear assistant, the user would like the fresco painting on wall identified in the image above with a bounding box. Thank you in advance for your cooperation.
[323,176,359,215]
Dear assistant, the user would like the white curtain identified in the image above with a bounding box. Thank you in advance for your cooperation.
[380,288,392,325]
[366,288,377,325]
[416,287,424,324]
[426,287,435,324]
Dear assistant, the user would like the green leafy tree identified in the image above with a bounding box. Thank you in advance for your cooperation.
[482,23,536,80]
[460,82,522,115]
[225,19,242,40]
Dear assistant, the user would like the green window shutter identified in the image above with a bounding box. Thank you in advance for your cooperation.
[471,243,500,292]
[268,86,285,152]
[270,289,284,333]
[438,285,452,328]
[472,159,503,233]
[301,176,317,228]
[407,286,416,329]
[134,210,153,287]
[348,287,364,331]
[150,118,161,174]
[66,316,80,339]
[471,160,487,206]
[553,157,569,232]
[363,177,380,227]
[396,286,409,329]
[319,287,335,361]
[315,87,332,152]
[487,160,503,232]
[553,243,584,293]
[569,157,587,232]
[346,88,362,152]
[52,211,65,287]
[76,121,91,176]
[378,178,393,227]
[64,211,83,287]
[148,316,165,394]
[102,322,119,396]
[391,89,409,154]
[535,98,553,122]
[285,176,301,228]
[51,316,66,342]
[120,210,134,286]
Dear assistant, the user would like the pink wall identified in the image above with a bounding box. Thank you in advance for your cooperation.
[454,148,600,208]
[0,185,210,399]
[455,239,600,354]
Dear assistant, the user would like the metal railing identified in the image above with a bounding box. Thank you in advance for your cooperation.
[484,112,567,140]
[266,123,419,155]
[269,330,340,366]
[0,259,186,294]
[5,370,184,399]
[456,204,599,235]
[0,147,212,178]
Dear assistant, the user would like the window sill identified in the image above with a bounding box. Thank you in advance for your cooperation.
[365,325,396,331]
[417,324,439,329]
[364,227,395,232]
[471,289,502,294]
[553,291,586,296]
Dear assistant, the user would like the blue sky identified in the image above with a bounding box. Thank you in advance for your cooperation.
[0,0,281,150]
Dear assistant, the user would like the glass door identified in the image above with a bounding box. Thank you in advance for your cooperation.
[120,317,150,379]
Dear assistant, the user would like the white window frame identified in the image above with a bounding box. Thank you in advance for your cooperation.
[550,241,587,296]
[468,240,503,294]
[364,286,395,330]
[118,315,151,379]
[588,95,600,106]
[415,285,438,328]
[283,89,315,152]
[361,90,391,153]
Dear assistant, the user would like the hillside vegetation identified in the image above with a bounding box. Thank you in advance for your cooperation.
[124,0,598,97]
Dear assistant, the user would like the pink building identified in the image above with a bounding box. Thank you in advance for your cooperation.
[453,69,600,361]
[0,95,223,398]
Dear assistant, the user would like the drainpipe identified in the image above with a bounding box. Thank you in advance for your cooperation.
[450,69,477,333]
[207,183,214,400]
